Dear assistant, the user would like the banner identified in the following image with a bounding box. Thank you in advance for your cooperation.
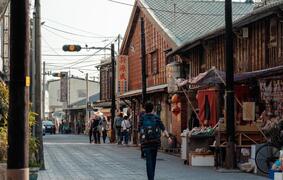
[117,55,128,95]
[60,72,68,102]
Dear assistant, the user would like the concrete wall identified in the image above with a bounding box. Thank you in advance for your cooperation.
[48,78,100,112]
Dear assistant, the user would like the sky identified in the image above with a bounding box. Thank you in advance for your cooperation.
[40,0,135,81]
[40,0,262,81]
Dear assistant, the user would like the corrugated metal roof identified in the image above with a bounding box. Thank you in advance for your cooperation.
[140,0,254,46]
[169,0,283,56]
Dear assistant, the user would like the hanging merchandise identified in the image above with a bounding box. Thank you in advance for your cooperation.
[197,89,218,127]
[171,94,180,104]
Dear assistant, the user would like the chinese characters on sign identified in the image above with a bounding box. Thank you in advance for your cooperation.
[118,55,128,95]
[60,72,68,102]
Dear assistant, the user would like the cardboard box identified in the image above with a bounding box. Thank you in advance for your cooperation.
[189,152,214,166]
[274,172,283,180]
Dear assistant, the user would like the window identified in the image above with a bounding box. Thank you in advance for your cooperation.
[151,50,158,74]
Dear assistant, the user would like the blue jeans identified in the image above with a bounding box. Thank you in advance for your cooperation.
[123,130,129,144]
[143,147,158,180]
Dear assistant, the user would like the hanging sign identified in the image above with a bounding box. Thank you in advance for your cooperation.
[117,55,128,95]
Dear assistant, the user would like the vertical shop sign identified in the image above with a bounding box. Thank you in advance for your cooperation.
[60,72,68,102]
[118,55,128,95]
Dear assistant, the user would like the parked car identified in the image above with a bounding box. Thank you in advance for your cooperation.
[42,125,46,136]
[42,120,55,134]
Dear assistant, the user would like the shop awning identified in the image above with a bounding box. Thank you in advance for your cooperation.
[177,65,283,87]
[235,65,283,81]
[119,84,168,98]
[92,100,130,108]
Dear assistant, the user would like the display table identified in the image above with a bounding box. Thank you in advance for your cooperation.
[185,135,215,165]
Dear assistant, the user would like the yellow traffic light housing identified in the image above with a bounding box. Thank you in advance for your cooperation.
[62,45,81,52]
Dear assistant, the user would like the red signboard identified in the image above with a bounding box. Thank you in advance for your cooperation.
[117,55,128,95]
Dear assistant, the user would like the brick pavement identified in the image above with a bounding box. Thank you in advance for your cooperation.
[38,135,267,180]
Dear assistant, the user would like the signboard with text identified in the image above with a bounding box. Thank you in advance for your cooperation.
[60,72,68,102]
[117,55,128,95]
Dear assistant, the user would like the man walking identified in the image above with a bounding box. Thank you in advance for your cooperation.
[92,115,102,144]
[139,101,169,180]
[114,112,123,144]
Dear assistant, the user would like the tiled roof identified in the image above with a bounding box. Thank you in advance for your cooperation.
[140,0,254,46]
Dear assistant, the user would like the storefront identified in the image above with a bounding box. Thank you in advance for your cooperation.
[177,66,283,168]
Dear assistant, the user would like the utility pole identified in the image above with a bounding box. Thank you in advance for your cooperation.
[7,0,29,179]
[34,0,45,170]
[140,17,147,105]
[31,13,36,112]
[42,61,46,120]
[225,0,236,169]
[111,43,116,142]
[85,73,89,133]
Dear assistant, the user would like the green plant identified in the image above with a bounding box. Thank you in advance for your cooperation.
[0,81,8,162]
[28,111,39,167]
[0,81,40,166]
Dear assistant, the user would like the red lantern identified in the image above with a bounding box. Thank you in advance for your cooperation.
[172,106,181,116]
[171,94,180,104]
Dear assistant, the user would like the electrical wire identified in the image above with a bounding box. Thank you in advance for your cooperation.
[43,24,116,39]
[42,33,110,68]
[42,26,110,44]
[42,17,106,37]
[43,54,110,57]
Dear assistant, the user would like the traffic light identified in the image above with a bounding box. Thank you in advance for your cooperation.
[62,45,81,52]
[52,72,68,77]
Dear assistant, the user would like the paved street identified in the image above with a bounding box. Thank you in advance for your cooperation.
[38,135,267,180]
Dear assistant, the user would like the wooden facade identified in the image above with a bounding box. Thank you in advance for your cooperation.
[125,11,172,91]
[183,14,283,77]
[119,2,187,146]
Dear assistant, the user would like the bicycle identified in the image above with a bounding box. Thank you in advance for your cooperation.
[255,121,283,174]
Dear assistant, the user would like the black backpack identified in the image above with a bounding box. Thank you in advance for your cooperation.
[140,114,161,146]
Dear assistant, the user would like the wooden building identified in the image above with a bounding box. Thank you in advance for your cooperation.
[119,0,253,145]
[168,1,283,146]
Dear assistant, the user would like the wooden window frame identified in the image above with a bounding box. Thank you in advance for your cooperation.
[151,50,158,75]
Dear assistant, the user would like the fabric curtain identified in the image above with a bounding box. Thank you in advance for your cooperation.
[197,89,218,127]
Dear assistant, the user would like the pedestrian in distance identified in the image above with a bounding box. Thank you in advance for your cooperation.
[121,115,131,145]
[114,112,123,144]
[89,119,94,143]
[139,101,170,180]
[92,114,102,144]
[101,116,109,143]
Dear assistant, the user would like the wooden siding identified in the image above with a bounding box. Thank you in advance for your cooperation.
[186,15,283,78]
[127,12,171,91]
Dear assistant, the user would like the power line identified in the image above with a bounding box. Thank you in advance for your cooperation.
[42,27,109,44]
[43,17,106,37]
[67,38,116,68]
[42,33,112,68]
[43,24,116,39]
[42,54,110,57]
[107,0,250,16]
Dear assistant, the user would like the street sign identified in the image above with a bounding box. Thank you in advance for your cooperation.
[60,72,68,102]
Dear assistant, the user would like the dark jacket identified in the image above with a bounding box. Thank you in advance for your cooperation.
[139,113,165,148]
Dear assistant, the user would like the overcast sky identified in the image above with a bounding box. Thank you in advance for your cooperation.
[41,0,135,80]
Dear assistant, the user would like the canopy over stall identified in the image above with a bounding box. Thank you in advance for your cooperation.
[177,65,283,87]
